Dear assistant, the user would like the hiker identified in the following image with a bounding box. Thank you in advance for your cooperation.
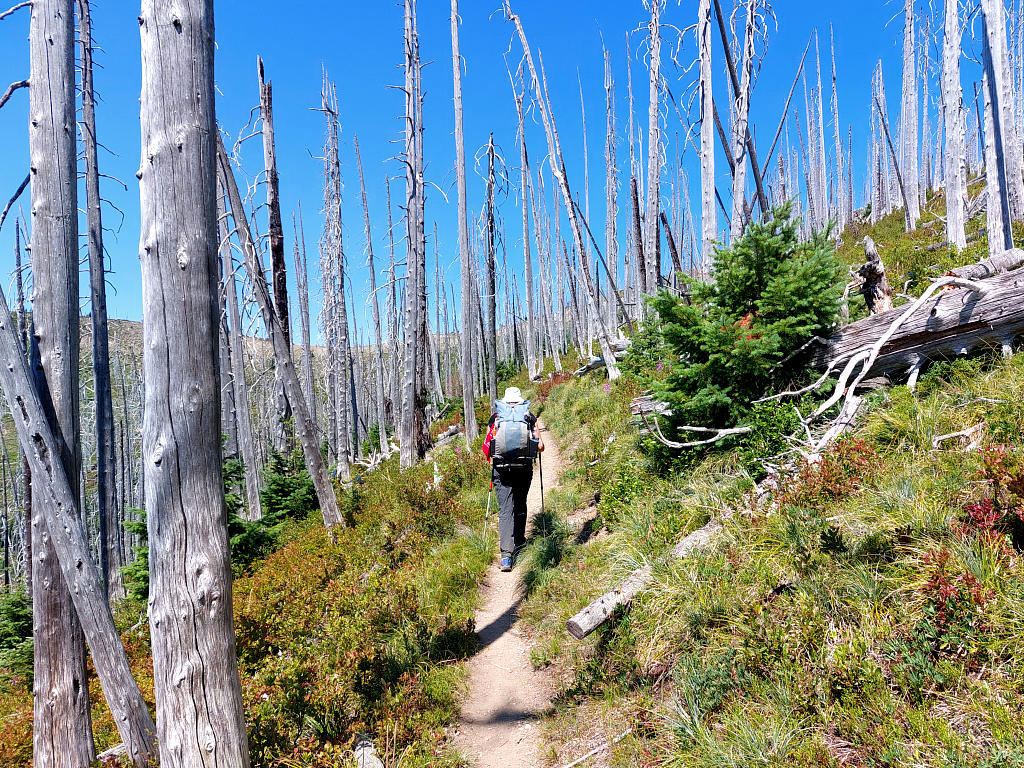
[482,387,544,572]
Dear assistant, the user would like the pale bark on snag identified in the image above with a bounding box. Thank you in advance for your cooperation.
[29,1,95,764]
[217,138,344,530]
[504,1,620,376]
[730,1,757,241]
[643,0,663,291]
[858,236,894,314]
[139,3,250,766]
[78,0,123,601]
[941,0,968,249]
[900,0,921,228]
[218,190,262,518]
[451,0,478,442]
[294,205,317,422]
[515,78,539,379]
[354,137,390,455]
[258,57,293,452]
[981,0,1024,223]
[699,0,716,261]
[0,295,158,766]
[604,47,619,334]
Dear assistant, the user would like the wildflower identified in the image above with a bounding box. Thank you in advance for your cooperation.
[604,383,611,393]
[656,362,663,372]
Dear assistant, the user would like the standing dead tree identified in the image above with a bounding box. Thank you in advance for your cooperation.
[941,0,968,249]
[699,0,717,261]
[450,0,478,442]
[218,136,345,530]
[29,0,95,763]
[900,0,922,228]
[78,0,122,601]
[643,0,663,291]
[258,57,293,452]
[355,136,390,456]
[512,71,540,380]
[219,189,263,518]
[980,0,1020,250]
[293,205,317,421]
[140,2,251,764]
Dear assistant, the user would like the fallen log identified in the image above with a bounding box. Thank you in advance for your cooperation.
[566,513,730,639]
[812,262,1024,376]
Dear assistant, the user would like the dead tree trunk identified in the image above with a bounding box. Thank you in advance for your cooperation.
[514,78,539,379]
[451,0,478,441]
[830,26,846,230]
[504,2,620,376]
[29,1,95,763]
[699,0,716,262]
[0,288,158,767]
[258,57,293,452]
[941,0,968,249]
[355,137,390,455]
[78,0,122,601]
[218,137,344,530]
[218,189,262,518]
[401,0,425,468]
[643,0,663,290]
[485,133,498,404]
[858,236,894,314]
[981,0,1018,251]
[139,2,251,764]
[901,0,922,228]
[981,0,1024,223]
[293,205,317,420]
[604,46,619,331]
[729,0,756,241]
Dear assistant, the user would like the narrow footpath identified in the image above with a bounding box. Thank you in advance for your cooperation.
[454,421,562,767]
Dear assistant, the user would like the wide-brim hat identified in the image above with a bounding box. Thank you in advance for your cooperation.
[502,387,524,404]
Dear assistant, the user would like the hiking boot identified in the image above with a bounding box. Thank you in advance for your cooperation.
[499,555,513,572]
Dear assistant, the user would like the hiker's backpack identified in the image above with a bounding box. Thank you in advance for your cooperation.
[491,400,536,470]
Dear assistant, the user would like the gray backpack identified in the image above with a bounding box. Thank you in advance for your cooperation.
[492,400,536,470]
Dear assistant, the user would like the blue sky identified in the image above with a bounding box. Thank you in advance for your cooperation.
[0,0,987,338]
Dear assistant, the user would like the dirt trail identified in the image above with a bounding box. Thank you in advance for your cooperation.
[454,421,562,767]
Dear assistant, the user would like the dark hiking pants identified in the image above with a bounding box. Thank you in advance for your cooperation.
[493,465,533,558]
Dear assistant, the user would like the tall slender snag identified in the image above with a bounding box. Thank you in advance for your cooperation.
[139,1,250,764]
[78,0,122,601]
[450,0,478,441]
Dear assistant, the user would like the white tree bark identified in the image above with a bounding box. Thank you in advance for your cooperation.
[900,0,922,227]
[941,0,968,249]
[643,0,663,288]
[139,1,251,764]
[29,1,94,762]
[729,1,756,241]
[699,0,716,263]
[450,0,478,442]
[981,0,1024,222]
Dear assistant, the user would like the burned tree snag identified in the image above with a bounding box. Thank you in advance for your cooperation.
[858,236,894,314]
[139,1,251,764]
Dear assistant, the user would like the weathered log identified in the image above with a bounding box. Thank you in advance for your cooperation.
[812,264,1024,376]
[566,515,729,639]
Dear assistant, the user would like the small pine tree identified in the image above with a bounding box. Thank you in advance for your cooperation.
[648,203,843,432]
[0,588,33,683]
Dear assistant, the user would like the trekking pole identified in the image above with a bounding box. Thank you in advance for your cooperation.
[483,477,494,539]
[539,453,545,515]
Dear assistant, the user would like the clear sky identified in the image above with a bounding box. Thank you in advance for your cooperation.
[0,0,987,339]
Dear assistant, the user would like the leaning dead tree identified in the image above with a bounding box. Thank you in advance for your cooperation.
[139,1,251,764]
[29,0,95,763]
[504,1,621,378]
[218,135,345,530]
